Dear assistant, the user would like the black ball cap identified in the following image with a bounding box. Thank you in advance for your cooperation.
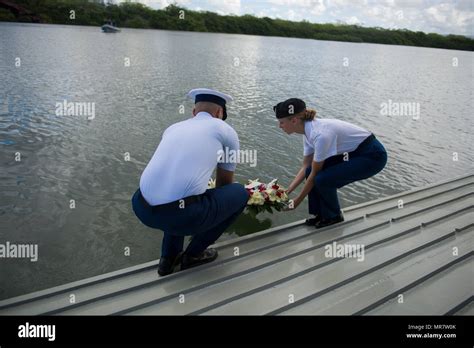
[273,98,306,119]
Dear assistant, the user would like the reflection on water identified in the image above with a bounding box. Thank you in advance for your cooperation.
[228,211,273,239]
[0,23,472,299]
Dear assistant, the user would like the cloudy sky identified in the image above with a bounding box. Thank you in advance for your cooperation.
[132,0,473,36]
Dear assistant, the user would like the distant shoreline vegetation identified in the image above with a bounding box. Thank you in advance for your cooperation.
[1,1,473,51]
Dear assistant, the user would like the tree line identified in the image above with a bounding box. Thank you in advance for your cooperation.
[1,0,472,51]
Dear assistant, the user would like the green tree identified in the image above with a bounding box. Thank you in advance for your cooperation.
[3,0,473,51]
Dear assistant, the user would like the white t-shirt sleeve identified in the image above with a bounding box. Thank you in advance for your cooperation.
[314,132,338,162]
[218,125,239,172]
[303,135,314,156]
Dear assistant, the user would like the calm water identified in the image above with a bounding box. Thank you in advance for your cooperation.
[0,23,473,300]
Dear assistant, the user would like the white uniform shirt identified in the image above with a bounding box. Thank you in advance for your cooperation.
[303,118,371,162]
[140,112,239,205]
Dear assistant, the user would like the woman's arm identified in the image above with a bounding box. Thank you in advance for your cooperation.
[287,154,313,194]
[292,159,324,208]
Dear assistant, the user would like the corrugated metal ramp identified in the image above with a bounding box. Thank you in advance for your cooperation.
[1,174,472,315]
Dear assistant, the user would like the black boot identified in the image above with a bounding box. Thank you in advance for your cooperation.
[315,214,344,229]
[181,248,218,270]
[157,252,183,276]
[305,215,321,226]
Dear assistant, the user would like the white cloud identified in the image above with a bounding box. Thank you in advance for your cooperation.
[207,0,241,15]
[133,0,474,36]
[345,16,361,25]
[327,0,368,8]
[310,0,326,16]
[366,6,381,16]
[426,5,447,24]
[453,0,473,11]
[133,0,192,10]
[391,0,424,8]
[287,9,297,20]
[421,2,474,34]
[267,0,326,16]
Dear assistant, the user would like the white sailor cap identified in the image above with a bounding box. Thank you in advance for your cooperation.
[187,88,233,121]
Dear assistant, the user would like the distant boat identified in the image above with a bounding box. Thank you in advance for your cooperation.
[101,22,120,33]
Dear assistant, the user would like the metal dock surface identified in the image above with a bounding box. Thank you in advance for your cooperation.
[1,174,472,315]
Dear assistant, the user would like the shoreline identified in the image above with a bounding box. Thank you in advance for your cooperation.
[2,21,474,53]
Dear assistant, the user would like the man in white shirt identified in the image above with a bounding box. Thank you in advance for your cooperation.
[275,98,387,228]
[132,88,249,276]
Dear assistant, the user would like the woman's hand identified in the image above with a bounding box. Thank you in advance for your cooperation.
[282,196,302,211]
[282,200,294,211]
[285,160,323,212]
[292,196,303,209]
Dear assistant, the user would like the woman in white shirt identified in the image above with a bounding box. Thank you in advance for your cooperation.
[274,98,387,228]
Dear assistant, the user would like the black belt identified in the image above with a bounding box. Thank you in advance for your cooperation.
[138,189,201,211]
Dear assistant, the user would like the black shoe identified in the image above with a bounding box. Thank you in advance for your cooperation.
[181,248,218,270]
[315,214,344,229]
[157,252,183,276]
[305,215,321,226]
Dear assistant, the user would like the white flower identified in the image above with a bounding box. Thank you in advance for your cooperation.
[265,188,277,202]
[245,179,263,190]
[248,191,265,205]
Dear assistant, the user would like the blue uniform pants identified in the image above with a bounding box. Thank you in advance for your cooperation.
[304,136,387,219]
[132,183,249,258]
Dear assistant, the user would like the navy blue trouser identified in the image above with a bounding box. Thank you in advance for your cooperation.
[304,136,387,220]
[132,183,249,258]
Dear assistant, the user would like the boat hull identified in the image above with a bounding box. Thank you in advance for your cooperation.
[101,24,120,33]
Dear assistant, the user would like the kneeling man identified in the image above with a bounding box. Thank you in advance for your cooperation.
[132,88,249,276]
